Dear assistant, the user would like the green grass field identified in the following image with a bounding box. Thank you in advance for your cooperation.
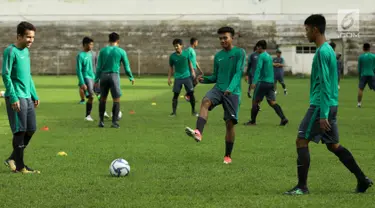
[0,76,374,208]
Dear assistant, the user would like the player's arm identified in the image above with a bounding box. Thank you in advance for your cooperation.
[279,58,285,67]
[317,51,331,119]
[76,55,85,87]
[1,48,18,104]
[188,60,196,78]
[95,52,102,83]
[227,49,246,92]
[201,56,218,84]
[196,61,203,75]
[357,56,361,79]
[30,74,38,101]
[168,55,174,85]
[121,50,134,81]
[252,54,263,85]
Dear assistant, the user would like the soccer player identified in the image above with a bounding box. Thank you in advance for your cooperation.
[184,37,204,102]
[184,26,246,164]
[244,40,288,126]
[95,32,135,128]
[2,21,40,174]
[284,14,372,195]
[337,53,343,89]
[168,39,197,117]
[357,43,375,108]
[273,49,287,95]
[245,46,259,98]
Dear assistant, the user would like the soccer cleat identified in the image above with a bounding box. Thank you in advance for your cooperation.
[284,89,288,95]
[185,127,202,142]
[14,167,40,174]
[357,103,361,108]
[284,186,309,195]
[169,112,176,117]
[280,118,289,126]
[104,112,110,118]
[223,156,232,164]
[98,121,105,128]
[192,112,199,117]
[244,120,256,126]
[111,122,120,128]
[85,115,94,121]
[4,159,16,171]
[275,91,278,95]
[356,177,373,193]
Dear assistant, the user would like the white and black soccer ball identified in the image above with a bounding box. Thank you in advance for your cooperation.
[109,158,130,177]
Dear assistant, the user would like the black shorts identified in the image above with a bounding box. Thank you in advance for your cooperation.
[173,77,194,94]
[205,87,240,124]
[100,73,122,99]
[253,82,276,102]
[84,78,95,97]
[5,97,36,134]
[297,105,339,144]
[358,76,375,90]
[274,70,284,83]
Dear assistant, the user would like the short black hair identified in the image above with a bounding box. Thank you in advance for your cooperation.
[217,26,235,37]
[190,37,198,45]
[256,40,267,49]
[329,42,336,50]
[363,43,371,50]
[82,37,94,46]
[304,14,326,34]
[17,21,36,36]
[172,39,183,45]
[109,32,120,42]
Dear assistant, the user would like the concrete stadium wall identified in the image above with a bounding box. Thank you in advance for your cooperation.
[0,0,374,75]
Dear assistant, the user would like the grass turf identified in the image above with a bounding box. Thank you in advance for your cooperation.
[0,76,374,208]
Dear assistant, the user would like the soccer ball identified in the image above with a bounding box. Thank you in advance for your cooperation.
[109,158,130,177]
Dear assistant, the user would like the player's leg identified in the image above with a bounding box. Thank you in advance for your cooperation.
[84,78,95,121]
[23,98,39,173]
[94,82,109,118]
[323,106,372,193]
[171,79,183,116]
[98,75,110,127]
[357,76,366,107]
[222,93,239,164]
[183,78,198,116]
[279,71,287,95]
[265,84,288,125]
[247,74,253,98]
[185,88,221,142]
[244,83,263,125]
[79,87,85,104]
[109,74,122,128]
[284,106,318,195]
[338,70,341,89]
[184,75,194,102]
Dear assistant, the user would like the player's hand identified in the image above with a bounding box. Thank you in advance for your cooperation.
[81,84,87,90]
[198,75,204,83]
[168,79,172,86]
[131,79,135,85]
[319,119,331,132]
[11,101,20,112]
[34,100,40,108]
[224,90,232,95]
[251,84,256,89]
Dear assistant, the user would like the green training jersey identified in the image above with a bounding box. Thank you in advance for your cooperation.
[2,44,38,104]
[253,51,274,84]
[76,51,95,86]
[202,46,246,95]
[310,42,338,119]
[95,45,134,83]
[169,50,191,79]
[358,52,375,77]
[185,47,197,69]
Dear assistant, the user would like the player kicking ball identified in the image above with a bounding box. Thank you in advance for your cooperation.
[185,26,246,164]
[284,14,372,195]
[168,39,198,117]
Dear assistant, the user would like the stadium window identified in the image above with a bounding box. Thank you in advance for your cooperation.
[296,46,316,54]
